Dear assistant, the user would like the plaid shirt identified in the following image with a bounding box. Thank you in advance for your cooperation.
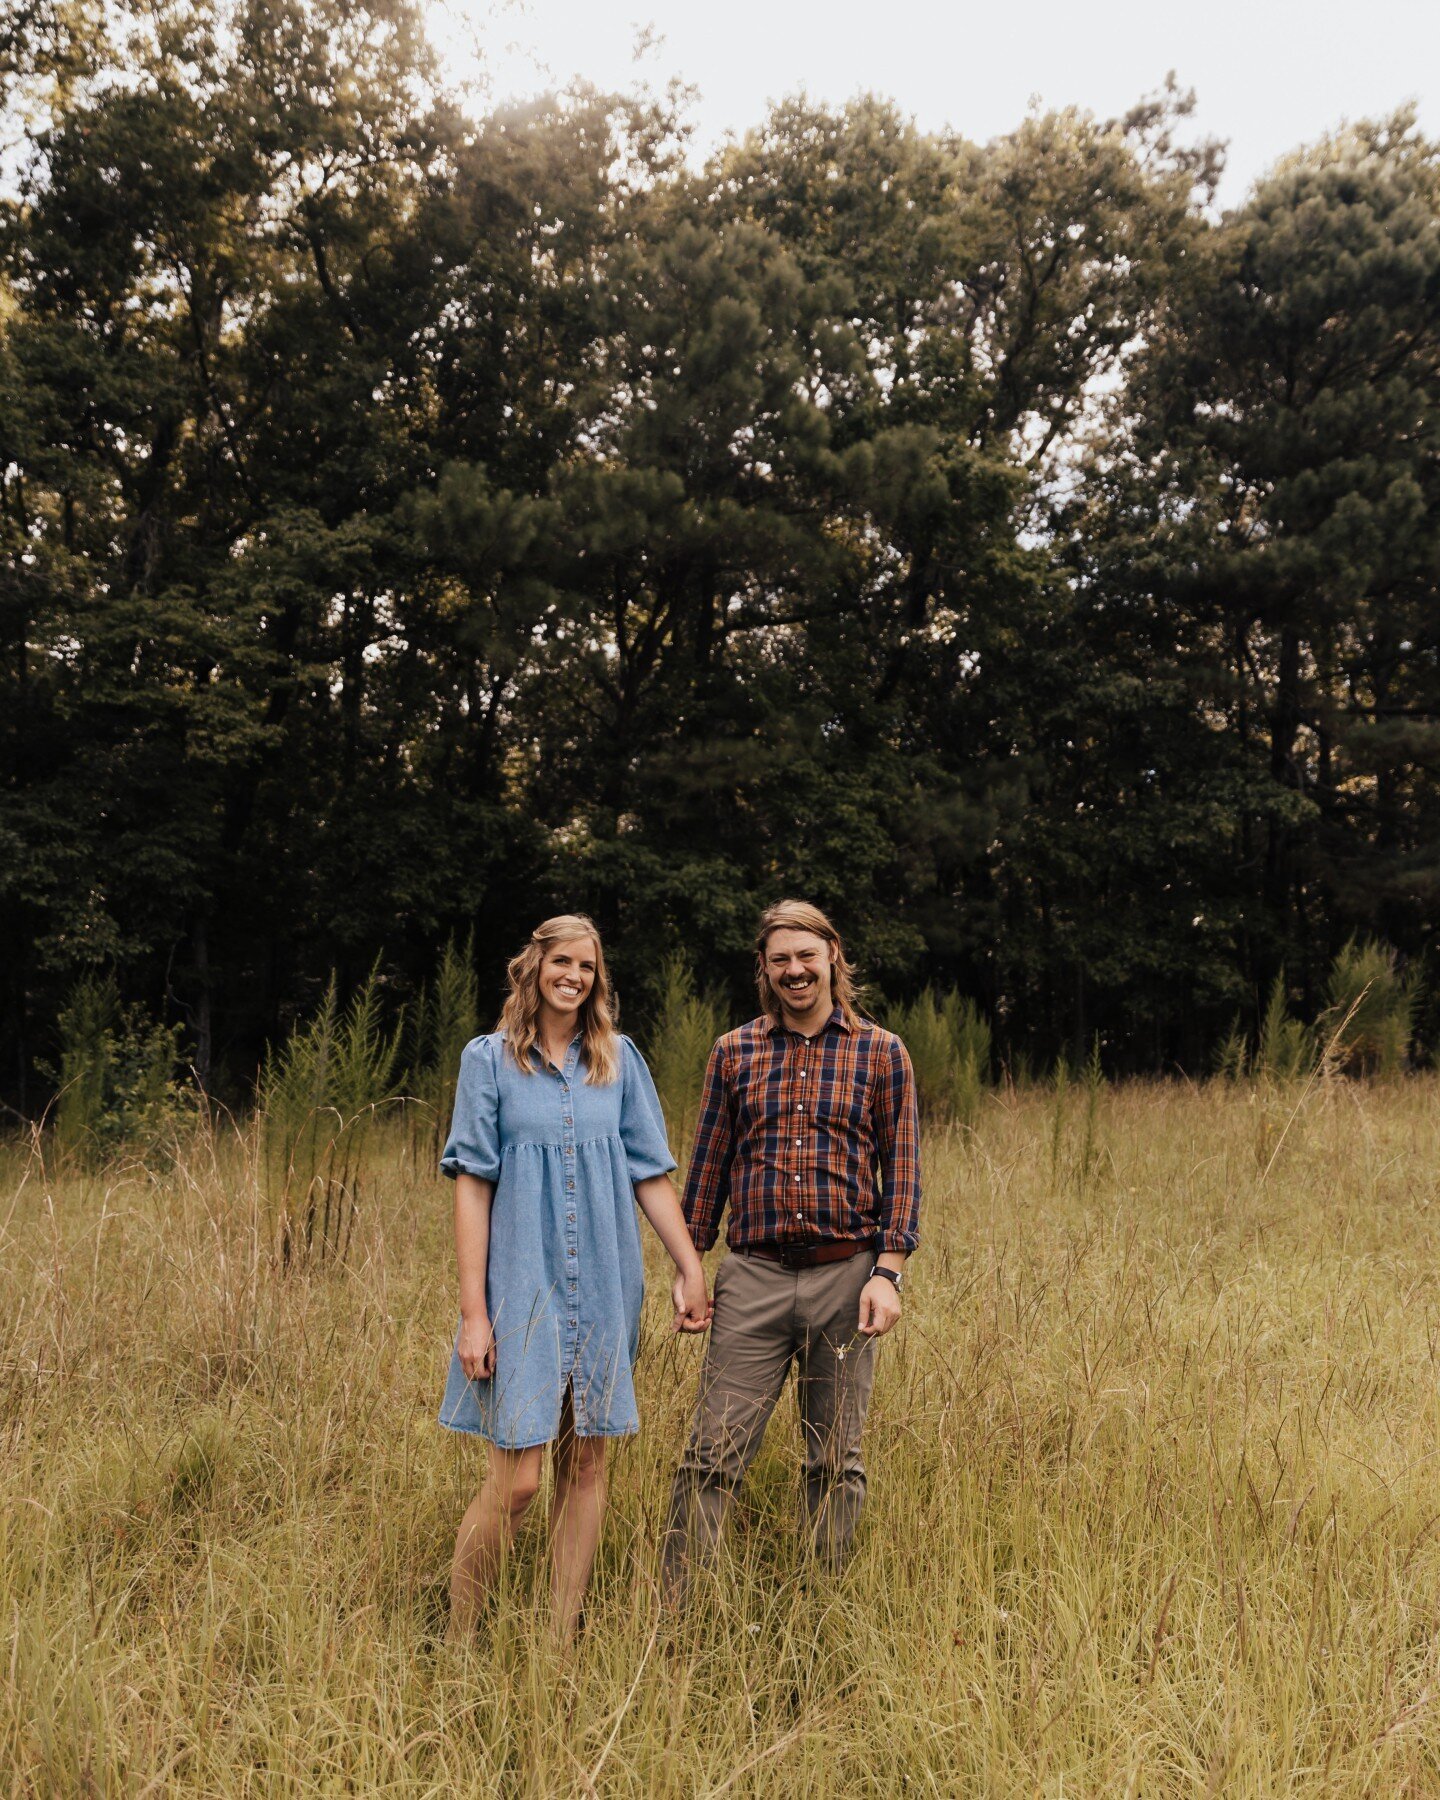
[682,1008,921,1256]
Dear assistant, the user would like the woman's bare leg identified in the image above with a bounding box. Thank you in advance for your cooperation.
[448,1443,544,1643]
[549,1390,608,1644]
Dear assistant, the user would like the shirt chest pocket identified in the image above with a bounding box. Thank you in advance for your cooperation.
[810,1067,869,1135]
[732,1057,786,1132]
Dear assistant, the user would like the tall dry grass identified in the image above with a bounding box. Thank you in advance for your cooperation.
[4,1075,1440,1795]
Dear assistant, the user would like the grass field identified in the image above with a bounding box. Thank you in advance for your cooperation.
[4,1074,1440,1796]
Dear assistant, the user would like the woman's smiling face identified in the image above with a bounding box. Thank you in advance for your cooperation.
[537,937,598,1024]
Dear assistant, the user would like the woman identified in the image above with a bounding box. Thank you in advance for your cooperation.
[439,914,710,1643]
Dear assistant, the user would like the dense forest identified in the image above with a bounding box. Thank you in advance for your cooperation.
[2,0,1438,1110]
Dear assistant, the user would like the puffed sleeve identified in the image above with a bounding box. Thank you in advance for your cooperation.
[440,1036,502,1181]
[618,1036,678,1183]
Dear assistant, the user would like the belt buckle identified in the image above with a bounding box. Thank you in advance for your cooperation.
[778,1243,808,1270]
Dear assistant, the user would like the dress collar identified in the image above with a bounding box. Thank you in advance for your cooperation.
[532,1033,583,1074]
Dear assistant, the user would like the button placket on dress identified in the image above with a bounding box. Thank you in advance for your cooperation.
[559,1036,582,1419]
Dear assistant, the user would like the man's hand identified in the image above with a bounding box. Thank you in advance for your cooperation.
[457,1311,496,1379]
[672,1267,713,1333]
[857,1276,902,1338]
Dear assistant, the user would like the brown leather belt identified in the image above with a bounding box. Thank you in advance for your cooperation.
[741,1241,866,1270]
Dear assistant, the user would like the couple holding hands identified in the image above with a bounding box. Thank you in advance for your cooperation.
[438,898,922,1642]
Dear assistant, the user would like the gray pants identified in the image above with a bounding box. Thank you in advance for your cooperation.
[661,1249,878,1601]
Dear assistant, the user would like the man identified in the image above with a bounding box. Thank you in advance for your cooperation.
[661,898,920,1600]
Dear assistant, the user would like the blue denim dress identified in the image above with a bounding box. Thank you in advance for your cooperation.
[438,1031,676,1448]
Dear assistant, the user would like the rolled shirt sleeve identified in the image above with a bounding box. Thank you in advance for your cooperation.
[618,1036,678,1184]
[873,1034,921,1253]
[440,1036,502,1182]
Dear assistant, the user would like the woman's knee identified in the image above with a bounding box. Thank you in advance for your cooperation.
[555,1434,607,1495]
[486,1449,543,1518]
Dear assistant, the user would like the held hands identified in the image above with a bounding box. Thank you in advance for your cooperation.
[858,1276,902,1338]
[457,1312,496,1380]
[671,1266,713,1334]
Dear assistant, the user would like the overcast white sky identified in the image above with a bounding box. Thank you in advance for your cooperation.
[426,0,1438,206]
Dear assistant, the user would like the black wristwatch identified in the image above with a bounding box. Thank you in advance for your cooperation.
[868,1264,903,1293]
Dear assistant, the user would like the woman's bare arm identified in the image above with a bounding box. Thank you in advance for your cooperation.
[455,1172,497,1376]
[633,1173,712,1332]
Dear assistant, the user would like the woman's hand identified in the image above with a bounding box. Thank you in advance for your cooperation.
[634,1174,712,1333]
[671,1266,712,1333]
[457,1311,496,1379]
[453,1174,495,1378]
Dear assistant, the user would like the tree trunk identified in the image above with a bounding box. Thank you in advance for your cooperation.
[192,916,213,1091]
[1263,625,1302,943]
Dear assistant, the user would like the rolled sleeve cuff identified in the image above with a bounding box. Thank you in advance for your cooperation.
[439,1154,501,1182]
[626,1149,678,1183]
[877,1226,919,1254]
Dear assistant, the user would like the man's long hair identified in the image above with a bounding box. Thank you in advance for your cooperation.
[497,913,620,1084]
[754,899,863,1031]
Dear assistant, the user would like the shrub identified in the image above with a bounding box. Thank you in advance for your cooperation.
[1213,1018,1249,1081]
[1256,974,1314,1083]
[260,965,401,1267]
[886,987,992,1128]
[408,935,480,1155]
[887,990,951,1121]
[53,973,187,1163]
[646,956,725,1159]
[1323,938,1414,1076]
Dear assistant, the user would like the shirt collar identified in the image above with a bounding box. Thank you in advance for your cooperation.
[765,1004,849,1037]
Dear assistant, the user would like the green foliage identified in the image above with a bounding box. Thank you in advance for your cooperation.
[886,991,951,1121]
[1323,938,1415,1076]
[886,988,992,1129]
[260,966,401,1268]
[0,0,1436,1105]
[1256,976,1315,1084]
[53,976,114,1154]
[408,936,480,1155]
[646,957,726,1161]
[53,973,186,1162]
[1007,1050,1038,1091]
[942,992,992,1080]
[944,992,992,1133]
[1071,112,1440,1072]
[1076,1038,1106,1195]
[1213,1020,1250,1082]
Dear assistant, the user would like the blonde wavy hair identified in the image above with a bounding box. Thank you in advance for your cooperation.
[498,914,620,1084]
[754,899,863,1031]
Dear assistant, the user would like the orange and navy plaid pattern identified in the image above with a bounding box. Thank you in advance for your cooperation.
[682,1008,921,1256]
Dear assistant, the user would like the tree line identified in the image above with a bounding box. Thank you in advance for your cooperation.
[2,0,1438,1111]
